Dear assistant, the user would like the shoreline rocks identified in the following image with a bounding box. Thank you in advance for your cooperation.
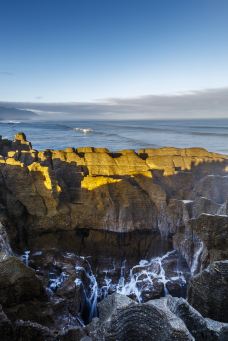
[0,133,228,339]
[188,261,228,322]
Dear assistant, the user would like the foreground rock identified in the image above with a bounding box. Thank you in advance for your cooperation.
[188,260,228,322]
[87,293,193,340]
[14,320,55,341]
[0,305,14,340]
[0,256,46,308]
[87,293,228,340]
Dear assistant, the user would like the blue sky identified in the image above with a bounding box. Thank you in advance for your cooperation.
[0,0,228,117]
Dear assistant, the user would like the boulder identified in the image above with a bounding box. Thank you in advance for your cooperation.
[0,256,46,307]
[168,296,228,339]
[167,296,215,340]
[87,293,193,340]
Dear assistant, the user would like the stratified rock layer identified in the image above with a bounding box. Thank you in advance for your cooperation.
[87,293,228,340]
[0,133,227,252]
[0,134,228,339]
[87,293,193,340]
[188,261,228,322]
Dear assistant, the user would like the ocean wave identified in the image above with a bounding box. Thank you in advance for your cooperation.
[74,127,93,134]
[191,132,228,137]
[189,125,228,130]
[0,120,21,124]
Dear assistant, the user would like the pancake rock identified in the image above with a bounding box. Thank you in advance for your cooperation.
[0,133,227,339]
[0,133,227,252]
[188,260,228,322]
[87,293,193,340]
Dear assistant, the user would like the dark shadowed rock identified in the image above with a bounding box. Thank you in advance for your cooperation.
[97,292,135,321]
[0,222,13,260]
[167,296,228,340]
[0,256,46,307]
[192,196,221,217]
[15,320,55,341]
[58,326,87,341]
[188,261,228,322]
[0,304,14,340]
[87,293,193,340]
[191,175,228,204]
[189,214,228,268]
[167,296,217,340]
[173,213,228,273]
[205,318,228,341]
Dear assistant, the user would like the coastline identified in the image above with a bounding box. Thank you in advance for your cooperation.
[0,132,227,338]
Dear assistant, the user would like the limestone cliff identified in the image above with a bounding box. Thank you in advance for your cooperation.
[0,133,227,260]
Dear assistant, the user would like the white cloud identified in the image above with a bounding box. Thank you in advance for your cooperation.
[1,87,228,120]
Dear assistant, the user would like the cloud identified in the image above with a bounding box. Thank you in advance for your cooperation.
[0,87,228,120]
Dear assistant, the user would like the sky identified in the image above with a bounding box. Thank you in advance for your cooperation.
[0,0,228,119]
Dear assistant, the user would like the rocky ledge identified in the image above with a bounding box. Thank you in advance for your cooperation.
[0,133,227,340]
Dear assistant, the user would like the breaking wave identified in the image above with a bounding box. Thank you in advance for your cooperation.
[0,120,21,124]
[74,127,93,134]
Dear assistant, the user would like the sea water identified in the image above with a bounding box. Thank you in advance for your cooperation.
[0,119,228,154]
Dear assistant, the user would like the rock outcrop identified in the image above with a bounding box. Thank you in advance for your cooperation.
[188,261,228,322]
[0,133,227,253]
[0,134,227,339]
[87,293,228,340]
[87,293,193,340]
[0,256,46,308]
[167,296,228,340]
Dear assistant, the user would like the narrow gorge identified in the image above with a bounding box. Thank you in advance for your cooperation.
[0,132,228,340]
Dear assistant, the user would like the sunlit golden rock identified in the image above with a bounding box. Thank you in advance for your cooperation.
[14,132,27,142]
[82,175,121,191]
[0,132,227,238]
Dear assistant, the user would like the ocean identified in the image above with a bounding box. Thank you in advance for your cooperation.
[0,119,228,154]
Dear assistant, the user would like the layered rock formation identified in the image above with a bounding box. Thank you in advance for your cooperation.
[188,260,228,322]
[0,133,227,246]
[87,293,228,340]
[0,133,227,339]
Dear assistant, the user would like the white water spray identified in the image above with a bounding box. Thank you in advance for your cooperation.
[75,260,98,321]
[22,250,30,266]
[49,271,69,291]
[116,250,177,302]
[191,241,204,275]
